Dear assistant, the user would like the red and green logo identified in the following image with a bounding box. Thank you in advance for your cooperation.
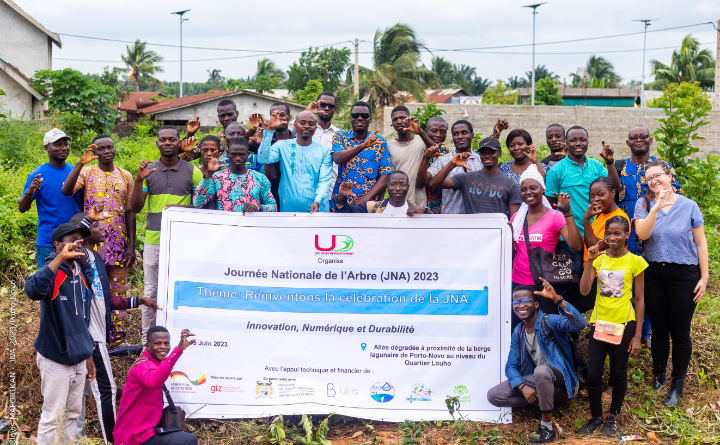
[170,371,206,385]
[315,235,354,252]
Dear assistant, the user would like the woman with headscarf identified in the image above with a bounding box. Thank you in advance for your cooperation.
[509,169,584,329]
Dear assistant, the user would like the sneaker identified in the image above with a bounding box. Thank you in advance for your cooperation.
[577,417,604,435]
[601,415,617,436]
[532,425,556,443]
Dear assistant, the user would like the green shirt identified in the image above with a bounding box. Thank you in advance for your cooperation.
[544,155,608,237]
[142,159,202,245]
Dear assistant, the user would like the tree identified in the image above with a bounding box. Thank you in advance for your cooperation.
[256,58,286,83]
[525,65,559,85]
[647,34,715,91]
[29,68,118,133]
[569,56,621,88]
[0,89,6,119]
[286,47,351,94]
[482,80,519,105]
[505,76,528,89]
[293,79,325,105]
[354,23,438,109]
[431,56,457,87]
[89,66,131,104]
[121,39,164,92]
[534,77,563,106]
[207,69,226,89]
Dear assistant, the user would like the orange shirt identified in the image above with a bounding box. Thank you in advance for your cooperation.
[584,207,631,262]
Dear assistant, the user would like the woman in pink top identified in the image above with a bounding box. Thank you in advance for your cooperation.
[114,327,197,445]
[509,169,583,329]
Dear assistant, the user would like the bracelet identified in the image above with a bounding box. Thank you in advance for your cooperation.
[605,158,615,165]
[563,212,573,218]
[554,296,565,306]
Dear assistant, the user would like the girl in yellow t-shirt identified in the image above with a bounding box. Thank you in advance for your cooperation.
[582,177,630,263]
[576,215,647,437]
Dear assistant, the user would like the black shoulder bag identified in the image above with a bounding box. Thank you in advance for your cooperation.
[540,314,588,385]
[156,384,186,433]
[523,216,578,284]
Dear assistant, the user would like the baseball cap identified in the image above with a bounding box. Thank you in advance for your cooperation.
[51,223,90,243]
[43,128,72,146]
[477,136,502,151]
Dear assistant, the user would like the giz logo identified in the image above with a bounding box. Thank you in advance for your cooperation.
[211,385,222,393]
[314,235,354,253]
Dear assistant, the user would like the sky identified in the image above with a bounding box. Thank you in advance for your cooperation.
[15,0,720,87]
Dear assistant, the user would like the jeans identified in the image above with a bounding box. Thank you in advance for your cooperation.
[142,244,161,344]
[644,261,700,379]
[36,245,54,267]
[487,365,568,413]
[559,240,583,274]
[141,431,198,445]
[587,321,636,418]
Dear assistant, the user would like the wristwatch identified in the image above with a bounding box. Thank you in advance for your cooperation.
[554,296,565,306]
[605,158,615,165]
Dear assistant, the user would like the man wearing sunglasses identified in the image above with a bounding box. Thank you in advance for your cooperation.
[331,101,393,205]
[305,93,340,198]
[487,279,586,443]
[332,171,435,215]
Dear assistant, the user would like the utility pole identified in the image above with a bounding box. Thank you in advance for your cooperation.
[354,38,359,98]
[633,18,659,107]
[172,9,190,97]
[523,3,546,106]
[715,19,720,110]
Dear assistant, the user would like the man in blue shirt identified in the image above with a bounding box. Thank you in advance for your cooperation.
[258,110,332,213]
[19,128,83,266]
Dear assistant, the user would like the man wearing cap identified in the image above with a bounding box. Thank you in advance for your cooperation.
[25,222,96,445]
[429,126,521,217]
[19,128,83,266]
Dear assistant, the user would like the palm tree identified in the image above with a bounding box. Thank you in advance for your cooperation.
[585,55,621,86]
[207,69,226,89]
[121,39,164,92]
[647,34,715,90]
[506,76,528,89]
[255,58,286,82]
[431,56,457,87]
[525,65,559,85]
[356,23,438,109]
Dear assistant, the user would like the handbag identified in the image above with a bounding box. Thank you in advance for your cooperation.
[156,384,186,433]
[592,255,632,345]
[522,216,578,284]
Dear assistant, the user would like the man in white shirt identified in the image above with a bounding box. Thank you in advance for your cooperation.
[305,93,339,197]
[331,171,435,215]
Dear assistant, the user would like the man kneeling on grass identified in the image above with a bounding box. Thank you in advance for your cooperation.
[487,279,586,443]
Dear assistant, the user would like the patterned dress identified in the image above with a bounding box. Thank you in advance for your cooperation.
[331,130,394,204]
[72,165,134,345]
[193,169,277,212]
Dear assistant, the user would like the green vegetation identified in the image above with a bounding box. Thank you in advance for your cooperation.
[121,39,164,92]
[534,77,564,106]
[648,34,715,91]
[482,80,519,105]
[293,79,325,106]
[286,47,352,95]
[410,103,445,130]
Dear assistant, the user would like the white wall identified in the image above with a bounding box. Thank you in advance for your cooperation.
[0,2,51,77]
[154,94,305,127]
[0,69,33,118]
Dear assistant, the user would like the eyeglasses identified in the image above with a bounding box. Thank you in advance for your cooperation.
[512,298,534,306]
[388,182,408,188]
[646,172,666,182]
[319,103,336,109]
[628,134,651,141]
[351,113,371,119]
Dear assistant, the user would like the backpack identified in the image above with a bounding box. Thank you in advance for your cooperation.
[540,314,588,385]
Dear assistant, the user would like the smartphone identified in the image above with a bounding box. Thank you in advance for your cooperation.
[154,426,181,435]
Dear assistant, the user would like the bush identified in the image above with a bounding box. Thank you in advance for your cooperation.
[411,103,445,130]
[482,80,518,105]
[534,78,563,106]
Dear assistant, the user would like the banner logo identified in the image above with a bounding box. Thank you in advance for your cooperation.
[315,235,354,252]
[327,383,336,397]
[453,385,471,403]
[256,381,274,398]
[370,382,395,403]
[406,383,432,403]
[169,371,206,386]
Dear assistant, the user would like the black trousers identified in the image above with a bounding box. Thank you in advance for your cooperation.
[587,321,636,418]
[644,261,700,379]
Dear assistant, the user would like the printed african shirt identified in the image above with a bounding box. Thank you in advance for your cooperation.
[72,165,134,266]
[616,156,683,254]
[331,130,394,203]
[193,169,277,212]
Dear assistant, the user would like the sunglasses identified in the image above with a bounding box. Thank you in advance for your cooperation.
[628,134,650,141]
[351,113,371,119]
[319,103,336,109]
[512,298,534,306]
[388,182,408,188]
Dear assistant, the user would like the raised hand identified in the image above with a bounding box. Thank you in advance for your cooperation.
[584,201,603,219]
[242,202,260,215]
[201,157,220,179]
[406,205,426,217]
[80,145,99,165]
[59,240,85,262]
[559,141,567,153]
[178,328,196,351]
[494,118,509,135]
[362,131,381,148]
[405,117,422,134]
[186,116,201,135]
[653,189,675,211]
[424,145,443,159]
[26,174,43,197]
[553,192,572,214]
[586,240,606,262]
[599,140,614,163]
[248,113,264,130]
[534,277,561,303]
[250,129,263,145]
[339,181,357,199]
[137,161,157,181]
[526,144,539,164]
[180,136,198,153]
[305,101,322,114]
[87,204,105,221]
[268,111,285,131]
[450,152,471,170]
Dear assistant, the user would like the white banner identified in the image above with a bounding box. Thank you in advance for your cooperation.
[157,208,512,422]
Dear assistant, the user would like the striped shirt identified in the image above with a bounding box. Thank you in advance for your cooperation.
[142,159,202,245]
[257,130,333,212]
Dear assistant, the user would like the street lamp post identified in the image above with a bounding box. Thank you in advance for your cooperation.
[523,3,546,106]
[172,9,191,97]
[633,18,659,108]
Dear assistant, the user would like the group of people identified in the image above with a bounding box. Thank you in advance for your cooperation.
[20,94,708,444]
